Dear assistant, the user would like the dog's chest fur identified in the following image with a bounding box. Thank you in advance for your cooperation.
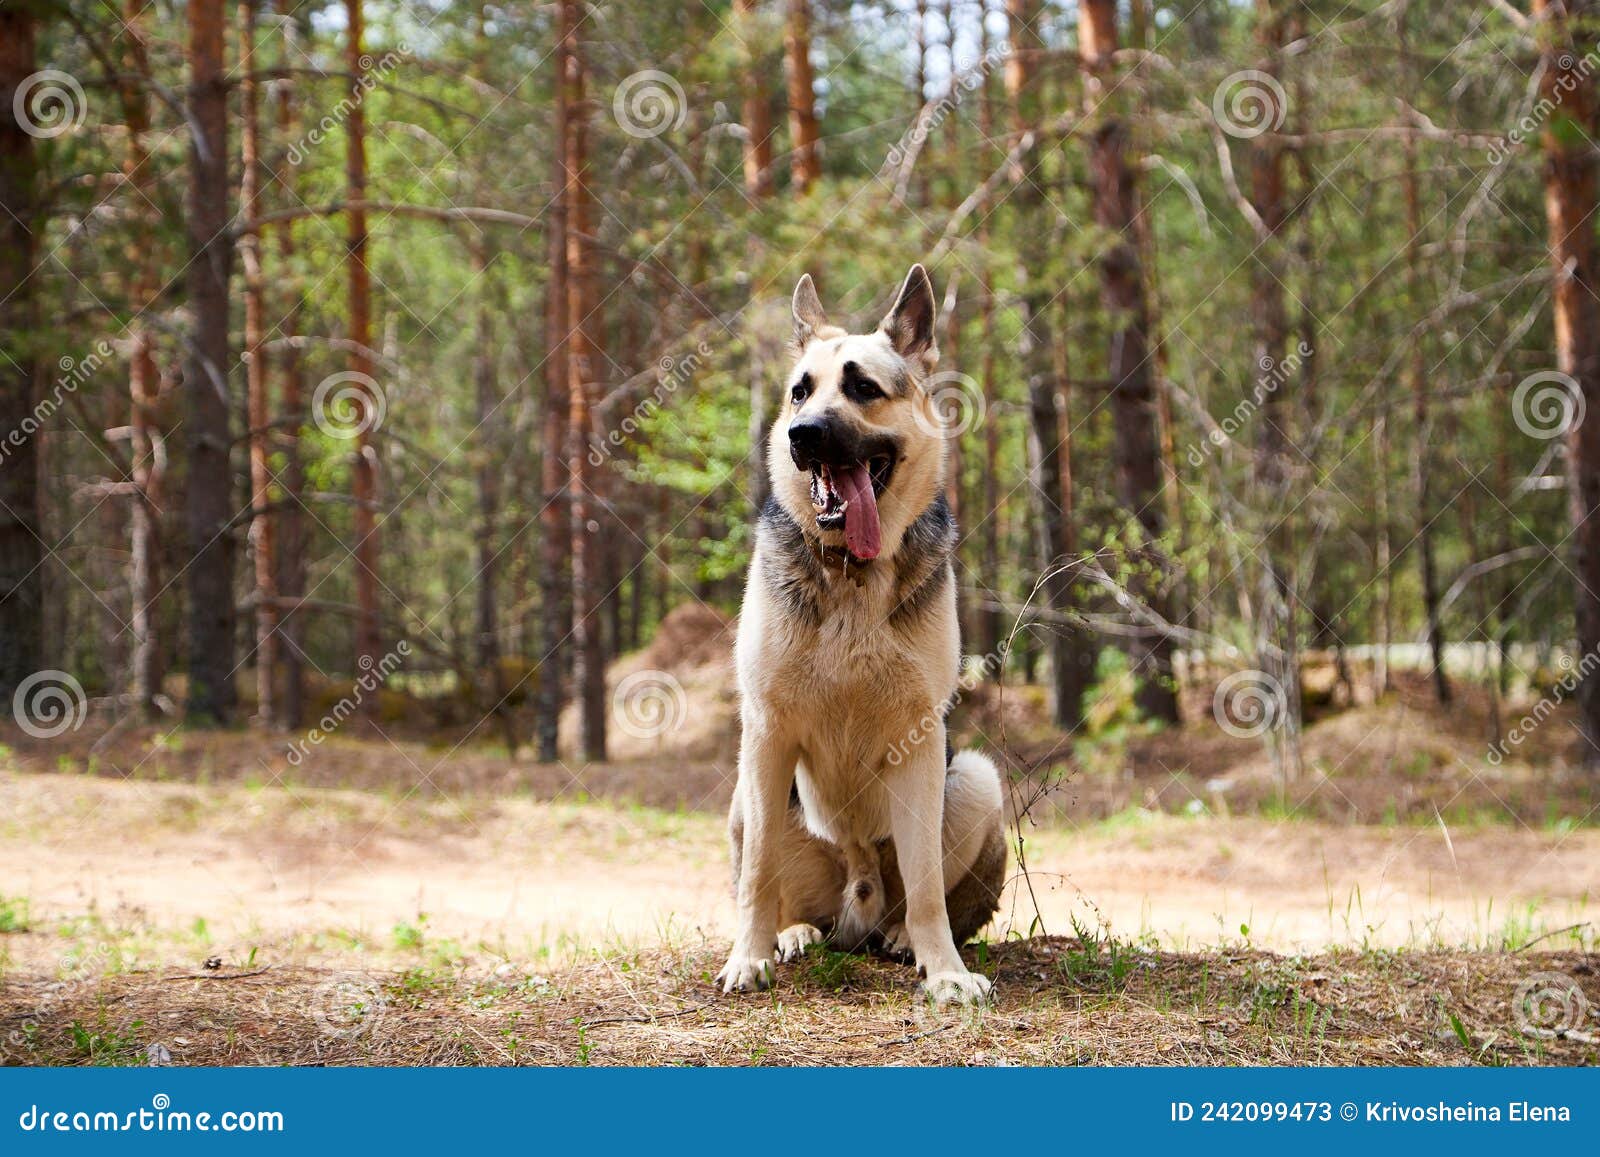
[738,498,961,845]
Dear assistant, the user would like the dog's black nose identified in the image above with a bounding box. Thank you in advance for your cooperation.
[788,415,835,465]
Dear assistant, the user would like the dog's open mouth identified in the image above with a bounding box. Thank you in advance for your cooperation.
[808,454,894,560]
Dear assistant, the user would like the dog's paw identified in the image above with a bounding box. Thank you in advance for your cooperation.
[776,923,824,963]
[879,923,914,962]
[716,954,775,994]
[920,969,993,1007]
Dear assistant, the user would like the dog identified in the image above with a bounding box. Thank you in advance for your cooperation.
[716,264,1007,1005]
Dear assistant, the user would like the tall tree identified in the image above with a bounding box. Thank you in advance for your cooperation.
[734,0,774,199]
[240,0,278,727]
[1248,0,1302,778]
[120,0,164,719]
[563,0,607,762]
[535,5,572,764]
[184,0,237,723]
[1079,0,1179,724]
[784,0,821,191]
[274,0,306,728]
[346,0,382,704]
[1401,4,1451,706]
[1536,0,1600,767]
[1005,0,1090,729]
[0,2,42,702]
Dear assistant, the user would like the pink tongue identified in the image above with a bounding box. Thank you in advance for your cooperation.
[832,464,881,560]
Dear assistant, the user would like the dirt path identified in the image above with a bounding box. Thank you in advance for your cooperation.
[2,770,1594,972]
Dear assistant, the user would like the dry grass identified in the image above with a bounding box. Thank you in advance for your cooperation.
[4,938,1595,1067]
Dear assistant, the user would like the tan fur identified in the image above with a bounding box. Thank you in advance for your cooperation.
[717,266,1006,1006]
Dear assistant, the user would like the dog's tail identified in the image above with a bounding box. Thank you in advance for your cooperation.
[947,749,1003,811]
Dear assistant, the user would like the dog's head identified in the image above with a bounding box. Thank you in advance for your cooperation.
[768,264,947,563]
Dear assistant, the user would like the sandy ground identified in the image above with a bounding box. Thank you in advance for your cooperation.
[1,767,1593,972]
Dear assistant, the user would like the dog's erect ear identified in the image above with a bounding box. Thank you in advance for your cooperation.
[792,274,829,350]
[880,263,938,365]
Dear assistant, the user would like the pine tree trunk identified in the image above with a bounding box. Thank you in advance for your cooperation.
[734,0,774,198]
[1008,0,1090,730]
[1401,7,1451,707]
[976,2,1003,669]
[274,0,306,729]
[535,9,572,763]
[1536,0,1600,768]
[346,0,382,708]
[183,0,237,723]
[784,0,821,191]
[1248,0,1301,780]
[563,0,607,762]
[1079,0,1179,725]
[0,4,42,702]
[240,0,278,728]
[121,0,164,718]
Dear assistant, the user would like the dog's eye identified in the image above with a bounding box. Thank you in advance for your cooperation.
[840,362,885,403]
[790,374,812,406]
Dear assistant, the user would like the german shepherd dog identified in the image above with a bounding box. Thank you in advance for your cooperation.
[717,265,1007,1005]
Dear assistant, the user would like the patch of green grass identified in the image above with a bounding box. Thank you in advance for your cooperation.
[69,1015,145,1066]
[0,896,30,934]
[392,915,429,951]
[797,948,858,992]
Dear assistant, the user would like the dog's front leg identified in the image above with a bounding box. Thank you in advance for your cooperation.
[887,731,993,1006]
[717,726,797,994]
